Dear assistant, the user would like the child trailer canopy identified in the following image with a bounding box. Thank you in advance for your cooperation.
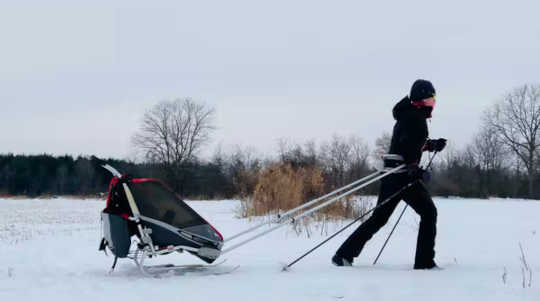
[98,164,224,275]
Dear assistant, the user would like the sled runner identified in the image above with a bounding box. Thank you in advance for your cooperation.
[98,163,224,276]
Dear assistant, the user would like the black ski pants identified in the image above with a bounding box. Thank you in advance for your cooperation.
[336,174,437,266]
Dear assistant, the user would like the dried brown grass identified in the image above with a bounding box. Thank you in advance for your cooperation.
[250,163,324,216]
[237,163,370,231]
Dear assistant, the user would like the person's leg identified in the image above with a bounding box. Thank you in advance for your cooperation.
[335,178,402,262]
[402,182,438,268]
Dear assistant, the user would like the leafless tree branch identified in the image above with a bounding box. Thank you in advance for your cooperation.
[483,84,540,197]
[131,98,215,190]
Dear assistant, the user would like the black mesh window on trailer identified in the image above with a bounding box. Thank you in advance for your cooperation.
[128,181,206,229]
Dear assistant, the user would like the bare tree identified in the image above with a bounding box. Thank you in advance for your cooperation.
[459,126,508,198]
[277,138,319,168]
[472,124,507,171]
[346,135,371,181]
[461,144,478,169]
[436,141,460,170]
[371,132,392,164]
[132,98,215,191]
[226,145,262,198]
[321,135,351,188]
[484,84,540,197]
[321,134,370,188]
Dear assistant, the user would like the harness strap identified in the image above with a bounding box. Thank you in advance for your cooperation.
[382,154,407,173]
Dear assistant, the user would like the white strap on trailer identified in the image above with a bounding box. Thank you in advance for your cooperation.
[100,163,142,218]
[102,164,122,178]
[221,164,405,254]
[123,183,141,217]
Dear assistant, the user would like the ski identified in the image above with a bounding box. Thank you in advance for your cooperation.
[172,265,240,276]
[146,258,228,270]
[140,259,238,276]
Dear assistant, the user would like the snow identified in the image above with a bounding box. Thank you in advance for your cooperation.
[1,197,539,300]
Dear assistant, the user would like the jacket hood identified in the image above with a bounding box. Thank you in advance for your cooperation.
[392,96,415,120]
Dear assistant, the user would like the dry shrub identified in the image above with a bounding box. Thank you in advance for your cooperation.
[316,195,364,221]
[251,163,325,216]
[284,194,371,237]
[234,162,374,238]
[239,163,370,236]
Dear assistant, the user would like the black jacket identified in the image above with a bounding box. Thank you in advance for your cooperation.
[388,96,428,164]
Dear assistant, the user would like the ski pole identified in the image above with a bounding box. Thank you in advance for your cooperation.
[372,203,407,265]
[372,151,439,265]
[282,179,418,271]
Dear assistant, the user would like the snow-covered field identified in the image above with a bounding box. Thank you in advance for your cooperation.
[1,197,538,301]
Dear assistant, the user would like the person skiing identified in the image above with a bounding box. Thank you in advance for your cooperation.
[332,79,446,269]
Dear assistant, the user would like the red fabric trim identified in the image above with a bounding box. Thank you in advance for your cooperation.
[120,213,131,220]
[106,177,119,208]
[209,222,224,242]
[131,178,183,198]
[200,217,224,241]
[131,178,162,183]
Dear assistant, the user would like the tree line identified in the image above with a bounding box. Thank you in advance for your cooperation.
[0,155,136,197]
[0,136,537,199]
[2,84,540,199]
[0,137,370,199]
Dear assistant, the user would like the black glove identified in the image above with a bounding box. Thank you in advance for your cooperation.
[407,164,431,183]
[424,138,447,152]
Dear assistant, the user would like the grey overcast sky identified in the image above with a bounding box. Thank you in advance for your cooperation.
[1,1,539,159]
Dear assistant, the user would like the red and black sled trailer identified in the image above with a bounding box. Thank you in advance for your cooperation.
[97,155,408,275]
[98,163,224,275]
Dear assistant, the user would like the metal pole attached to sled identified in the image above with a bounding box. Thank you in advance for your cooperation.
[224,170,384,243]
[222,164,405,254]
